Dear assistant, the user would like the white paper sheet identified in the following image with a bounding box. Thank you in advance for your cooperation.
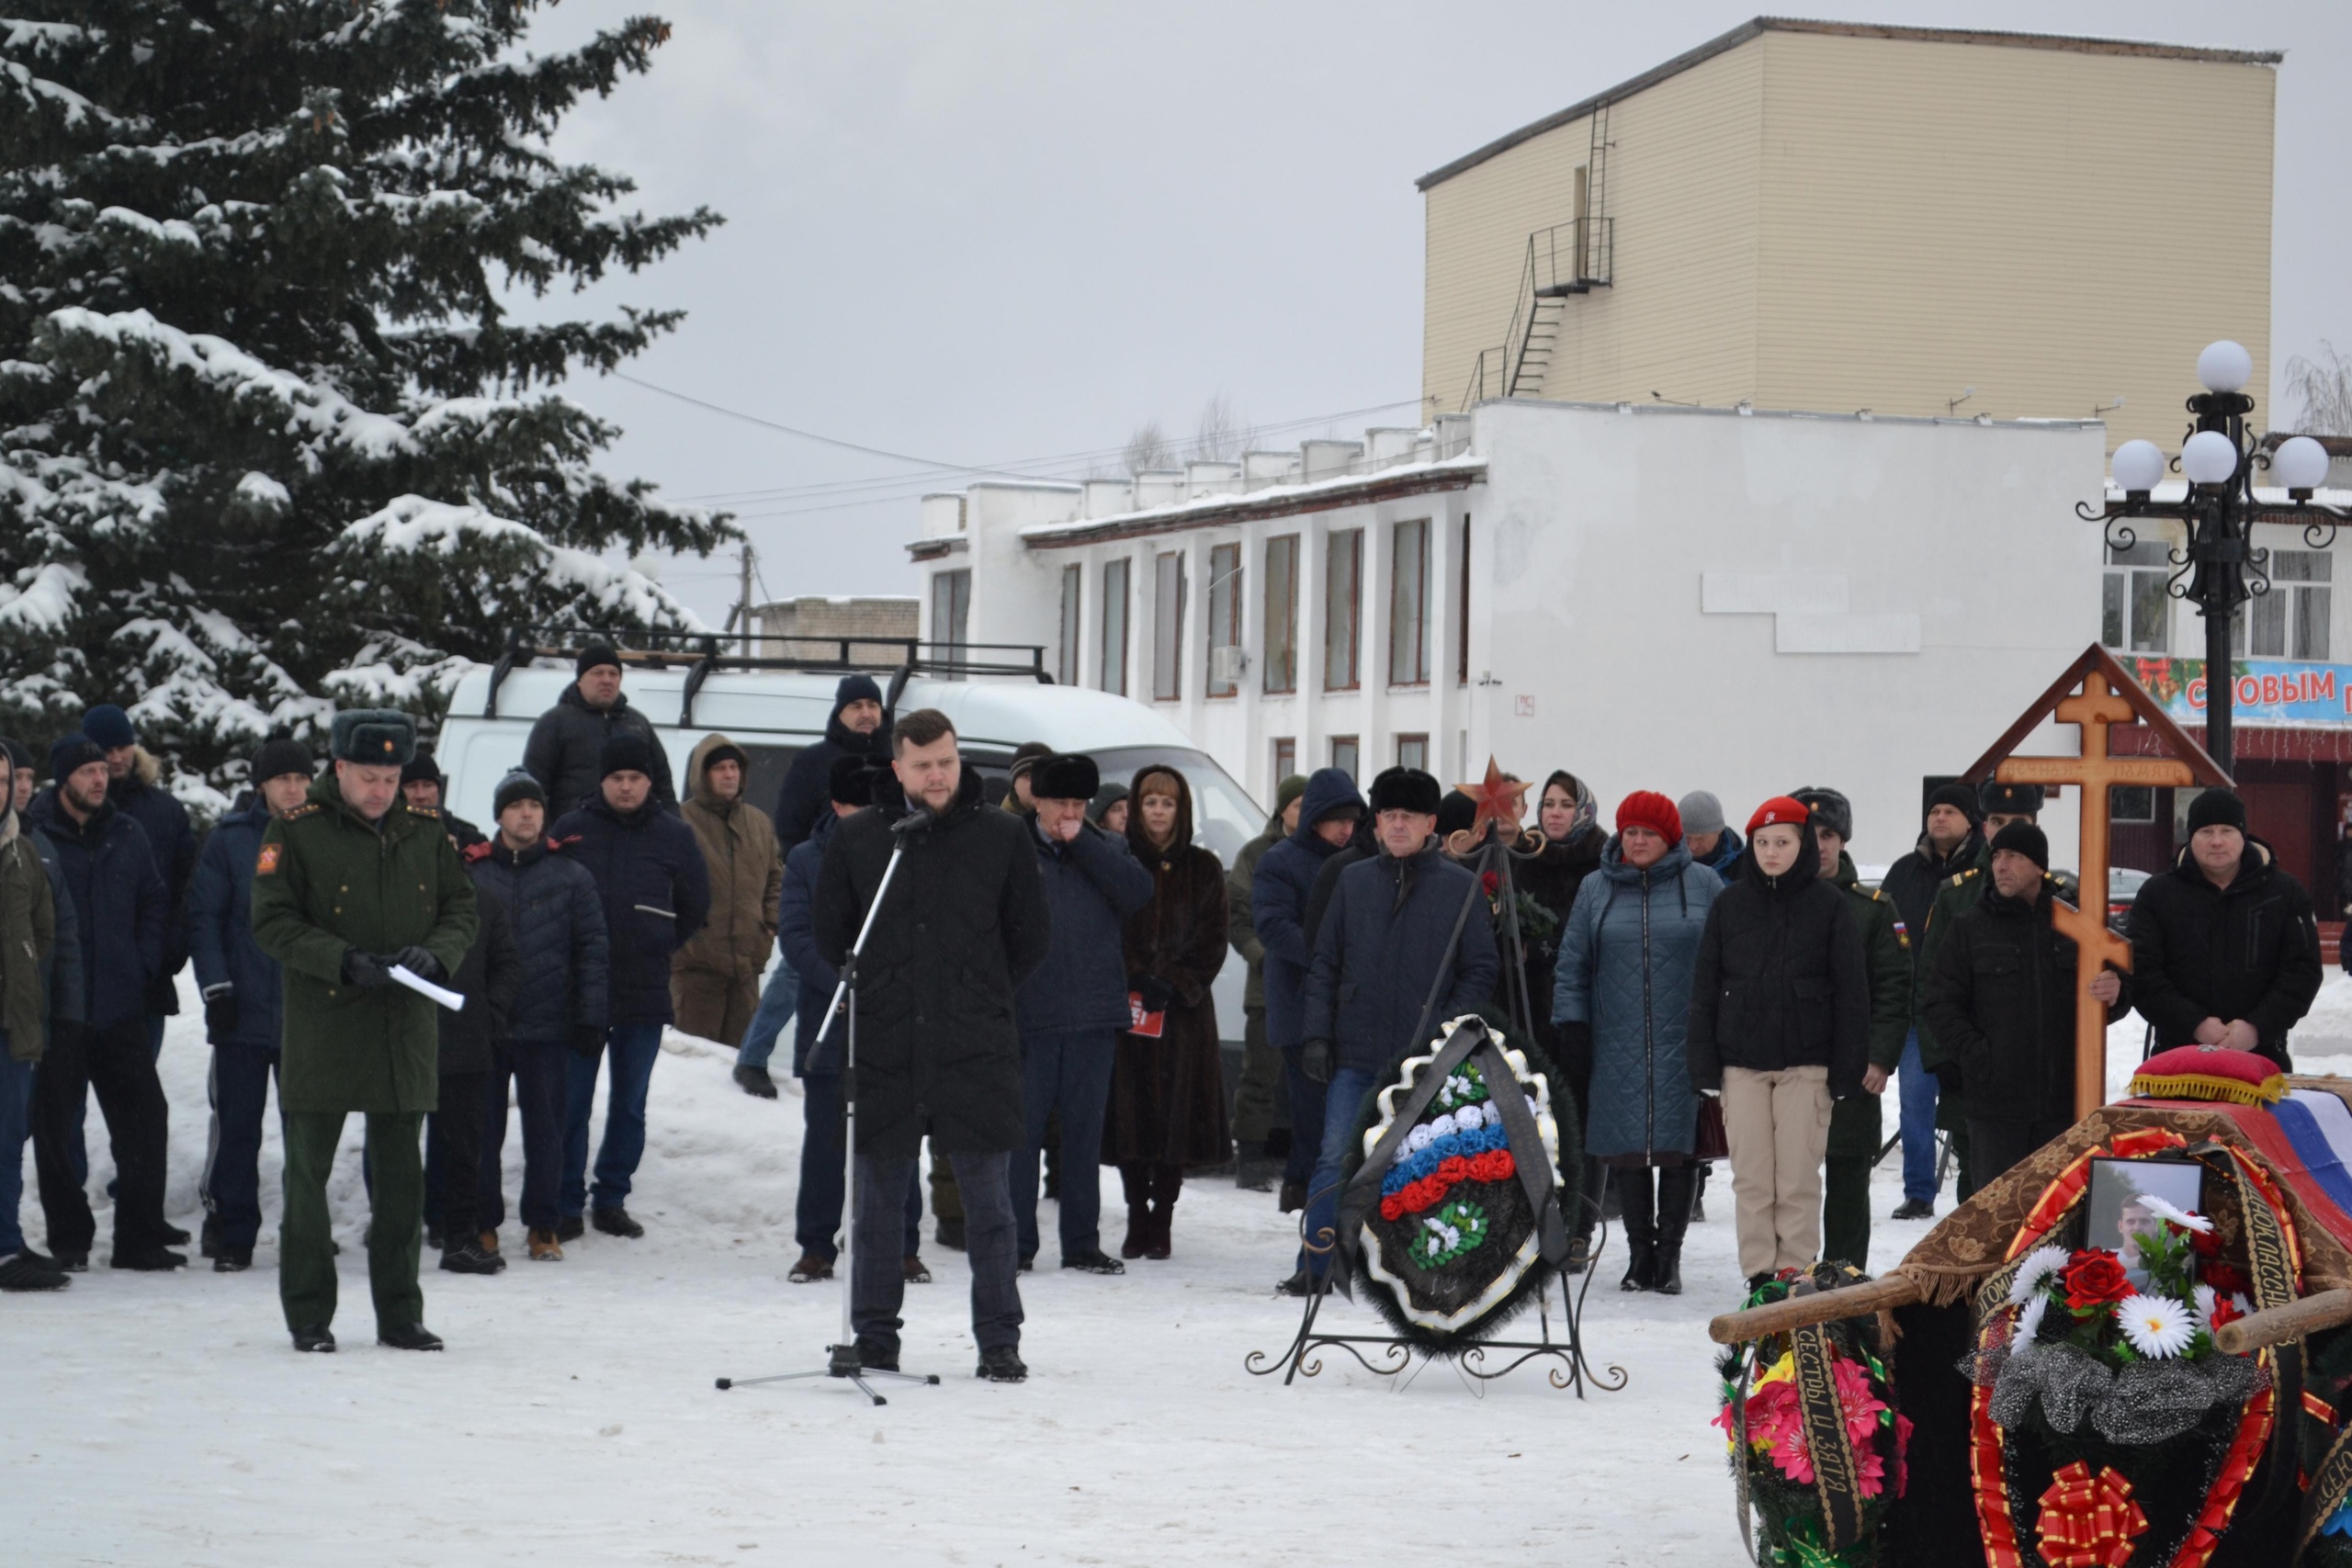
[390,964,466,1012]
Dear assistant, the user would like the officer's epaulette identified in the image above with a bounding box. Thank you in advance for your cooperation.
[282,802,322,820]
[407,803,441,818]
[1955,867,1980,883]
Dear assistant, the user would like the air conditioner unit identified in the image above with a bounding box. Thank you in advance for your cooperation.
[1211,645,1248,684]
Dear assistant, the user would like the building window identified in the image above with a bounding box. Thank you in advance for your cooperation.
[931,569,970,680]
[1057,564,1081,685]
[2110,786,2155,824]
[1330,734,1360,782]
[1101,558,1129,696]
[2100,542,2170,654]
[1396,733,1429,773]
[1263,535,1298,694]
[2238,548,2331,660]
[1272,737,1295,782]
[1456,514,1472,685]
[1388,519,1430,686]
[1324,528,1362,691]
[1206,541,1242,698]
[1151,550,1186,702]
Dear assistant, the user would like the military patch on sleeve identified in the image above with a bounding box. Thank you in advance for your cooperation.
[256,842,283,875]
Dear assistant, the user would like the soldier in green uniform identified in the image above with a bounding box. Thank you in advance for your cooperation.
[1910,781,2050,1205]
[251,710,478,1353]
[1793,788,1908,1270]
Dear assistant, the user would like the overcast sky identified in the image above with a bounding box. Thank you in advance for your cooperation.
[526,1,2352,627]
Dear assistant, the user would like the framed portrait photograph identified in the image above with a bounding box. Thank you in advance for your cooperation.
[2085,1157,2205,1285]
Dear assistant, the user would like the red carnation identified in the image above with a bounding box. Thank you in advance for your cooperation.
[2060,1250,2132,1312]
[2188,1228,2222,1259]
[2201,1260,2248,1297]
[1481,870,1500,898]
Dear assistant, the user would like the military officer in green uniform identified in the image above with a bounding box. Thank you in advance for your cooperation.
[1792,788,1909,1271]
[1910,781,2049,1207]
[251,710,477,1353]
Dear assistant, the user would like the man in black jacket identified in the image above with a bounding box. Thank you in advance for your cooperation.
[523,643,676,815]
[774,674,891,856]
[1876,781,1984,1220]
[1006,753,1153,1276]
[812,709,1049,1382]
[466,772,609,1262]
[2126,788,2322,1070]
[1923,820,2124,1185]
[1298,768,1498,1291]
[401,752,486,852]
[81,704,194,1065]
[553,734,709,1241]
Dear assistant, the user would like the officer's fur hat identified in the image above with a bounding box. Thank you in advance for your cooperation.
[330,709,417,767]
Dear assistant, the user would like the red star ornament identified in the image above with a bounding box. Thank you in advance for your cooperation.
[1455,758,1529,839]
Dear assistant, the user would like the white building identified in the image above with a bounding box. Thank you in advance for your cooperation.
[911,399,2121,870]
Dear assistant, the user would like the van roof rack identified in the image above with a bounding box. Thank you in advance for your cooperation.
[480,625,1053,725]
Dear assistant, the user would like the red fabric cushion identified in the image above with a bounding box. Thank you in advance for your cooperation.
[2128,1045,2287,1106]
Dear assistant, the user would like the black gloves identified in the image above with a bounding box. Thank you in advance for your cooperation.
[392,946,443,983]
[1129,975,1176,1013]
[1301,1039,1334,1086]
[202,984,239,1038]
[1932,1060,1963,1099]
[341,949,394,988]
[571,1024,606,1061]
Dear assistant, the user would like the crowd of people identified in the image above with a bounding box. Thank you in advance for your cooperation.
[0,644,2331,1379]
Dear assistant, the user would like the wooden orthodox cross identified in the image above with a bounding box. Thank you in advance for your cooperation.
[1962,647,2232,1118]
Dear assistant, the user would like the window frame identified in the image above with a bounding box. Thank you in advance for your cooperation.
[1323,528,1363,693]
[1262,534,1299,695]
[1056,563,1081,685]
[1100,557,1130,696]
[1329,734,1360,783]
[1388,518,1430,687]
[1206,541,1242,699]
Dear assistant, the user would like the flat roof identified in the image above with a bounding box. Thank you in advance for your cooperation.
[1415,16,2283,192]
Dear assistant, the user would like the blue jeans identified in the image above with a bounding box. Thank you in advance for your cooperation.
[736,957,798,1071]
[202,1042,280,1250]
[1009,1030,1117,1261]
[1897,1030,1940,1204]
[1303,1066,1380,1278]
[562,1022,664,1215]
[797,1072,921,1259]
[0,1046,29,1255]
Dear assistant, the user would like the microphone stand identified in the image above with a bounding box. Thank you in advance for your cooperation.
[717,832,940,1406]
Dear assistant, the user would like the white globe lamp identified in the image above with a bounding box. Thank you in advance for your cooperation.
[2181,430,2239,487]
[2197,340,2253,396]
[2111,439,2165,495]
[2272,435,2331,495]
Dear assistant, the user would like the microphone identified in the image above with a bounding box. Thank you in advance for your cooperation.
[889,808,934,837]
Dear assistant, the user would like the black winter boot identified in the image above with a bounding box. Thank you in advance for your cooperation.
[1617,1169,1657,1292]
[1652,1165,1699,1297]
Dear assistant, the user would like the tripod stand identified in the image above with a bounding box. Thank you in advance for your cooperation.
[717,835,940,1407]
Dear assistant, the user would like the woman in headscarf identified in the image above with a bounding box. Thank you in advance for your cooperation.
[1103,765,1228,1259]
[1513,770,1607,1269]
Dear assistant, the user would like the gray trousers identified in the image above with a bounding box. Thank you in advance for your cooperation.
[853,1149,1023,1357]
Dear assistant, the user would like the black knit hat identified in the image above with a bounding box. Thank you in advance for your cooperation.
[1978,779,2043,818]
[48,733,106,780]
[599,731,658,780]
[1435,789,1477,839]
[1033,753,1100,803]
[1926,781,1983,826]
[399,752,442,789]
[1990,818,2050,872]
[329,709,416,766]
[828,754,879,807]
[1368,767,1442,817]
[2187,788,2248,835]
[700,740,750,777]
[492,771,546,817]
[1790,785,1852,842]
[576,642,622,678]
[250,734,315,784]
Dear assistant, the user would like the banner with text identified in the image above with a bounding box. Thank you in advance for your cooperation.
[2130,656,2352,729]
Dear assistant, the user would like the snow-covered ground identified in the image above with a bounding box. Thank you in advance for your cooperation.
[14,974,2352,1566]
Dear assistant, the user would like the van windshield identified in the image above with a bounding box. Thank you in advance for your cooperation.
[1081,747,1263,866]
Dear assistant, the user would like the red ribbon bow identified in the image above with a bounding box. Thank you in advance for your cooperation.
[2034,1461,2148,1568]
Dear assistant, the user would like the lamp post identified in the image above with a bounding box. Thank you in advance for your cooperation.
[2083,340,2346,775]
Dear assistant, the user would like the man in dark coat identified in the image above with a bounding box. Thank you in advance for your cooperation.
[1007,752,1154,1275]
[1297,767,1498,1291]
[187,733,315,1271]
[1878,780,1985,1219]
[553,733,709,1241]
[775,673,891,855]
[1250,768,1363,1214]
[465,771,608,1262]
[1227,774,1306,1191]
[811,708,1049,1382]
[429,881,519,1275]
[27,733,175,1271]
[2126,787,2323,1070]
[81,704,194,1060]
[781,756,923,1284]
[251,710,480,1351]
[523,642,676,814]
[1923,820,2124,1186]
[401,751,486,851]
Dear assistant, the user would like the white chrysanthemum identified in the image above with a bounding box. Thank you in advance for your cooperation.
[2117,1293,2198,1359]
[2134,1195,2214,1235]
[2009,1245,2070,1305]
[2013,1294,2049,1353]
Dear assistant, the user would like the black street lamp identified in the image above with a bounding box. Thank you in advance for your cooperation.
[2081,339,2347,774]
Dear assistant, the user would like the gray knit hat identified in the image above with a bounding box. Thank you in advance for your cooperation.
[1678,790,1726,838]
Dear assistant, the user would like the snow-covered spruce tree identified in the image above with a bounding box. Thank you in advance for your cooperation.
[0,1,729,800]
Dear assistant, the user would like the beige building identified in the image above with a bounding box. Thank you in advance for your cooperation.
[1419,18,2279,455]
[752,593,917,662]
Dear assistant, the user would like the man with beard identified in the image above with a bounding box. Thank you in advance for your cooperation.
[812,709,1048,1382]
[80,705,195,1066]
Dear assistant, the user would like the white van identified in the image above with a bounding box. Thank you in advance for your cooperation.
[436,640,1270,1046]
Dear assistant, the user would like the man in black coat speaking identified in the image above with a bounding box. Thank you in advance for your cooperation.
[813,707,1050,1382]
[2126,787,2322,1071]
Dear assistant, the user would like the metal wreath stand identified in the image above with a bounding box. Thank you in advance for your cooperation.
[1245,827,1627,1398]
[718,824,941,1406]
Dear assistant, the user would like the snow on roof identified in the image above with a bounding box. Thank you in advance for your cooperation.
[1014,451,1484,544]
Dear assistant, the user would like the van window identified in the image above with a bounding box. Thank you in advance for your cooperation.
[728,742,803,818]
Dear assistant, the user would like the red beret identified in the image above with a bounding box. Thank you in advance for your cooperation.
[1747,795,1811,835]
[1614,790,1682,844]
